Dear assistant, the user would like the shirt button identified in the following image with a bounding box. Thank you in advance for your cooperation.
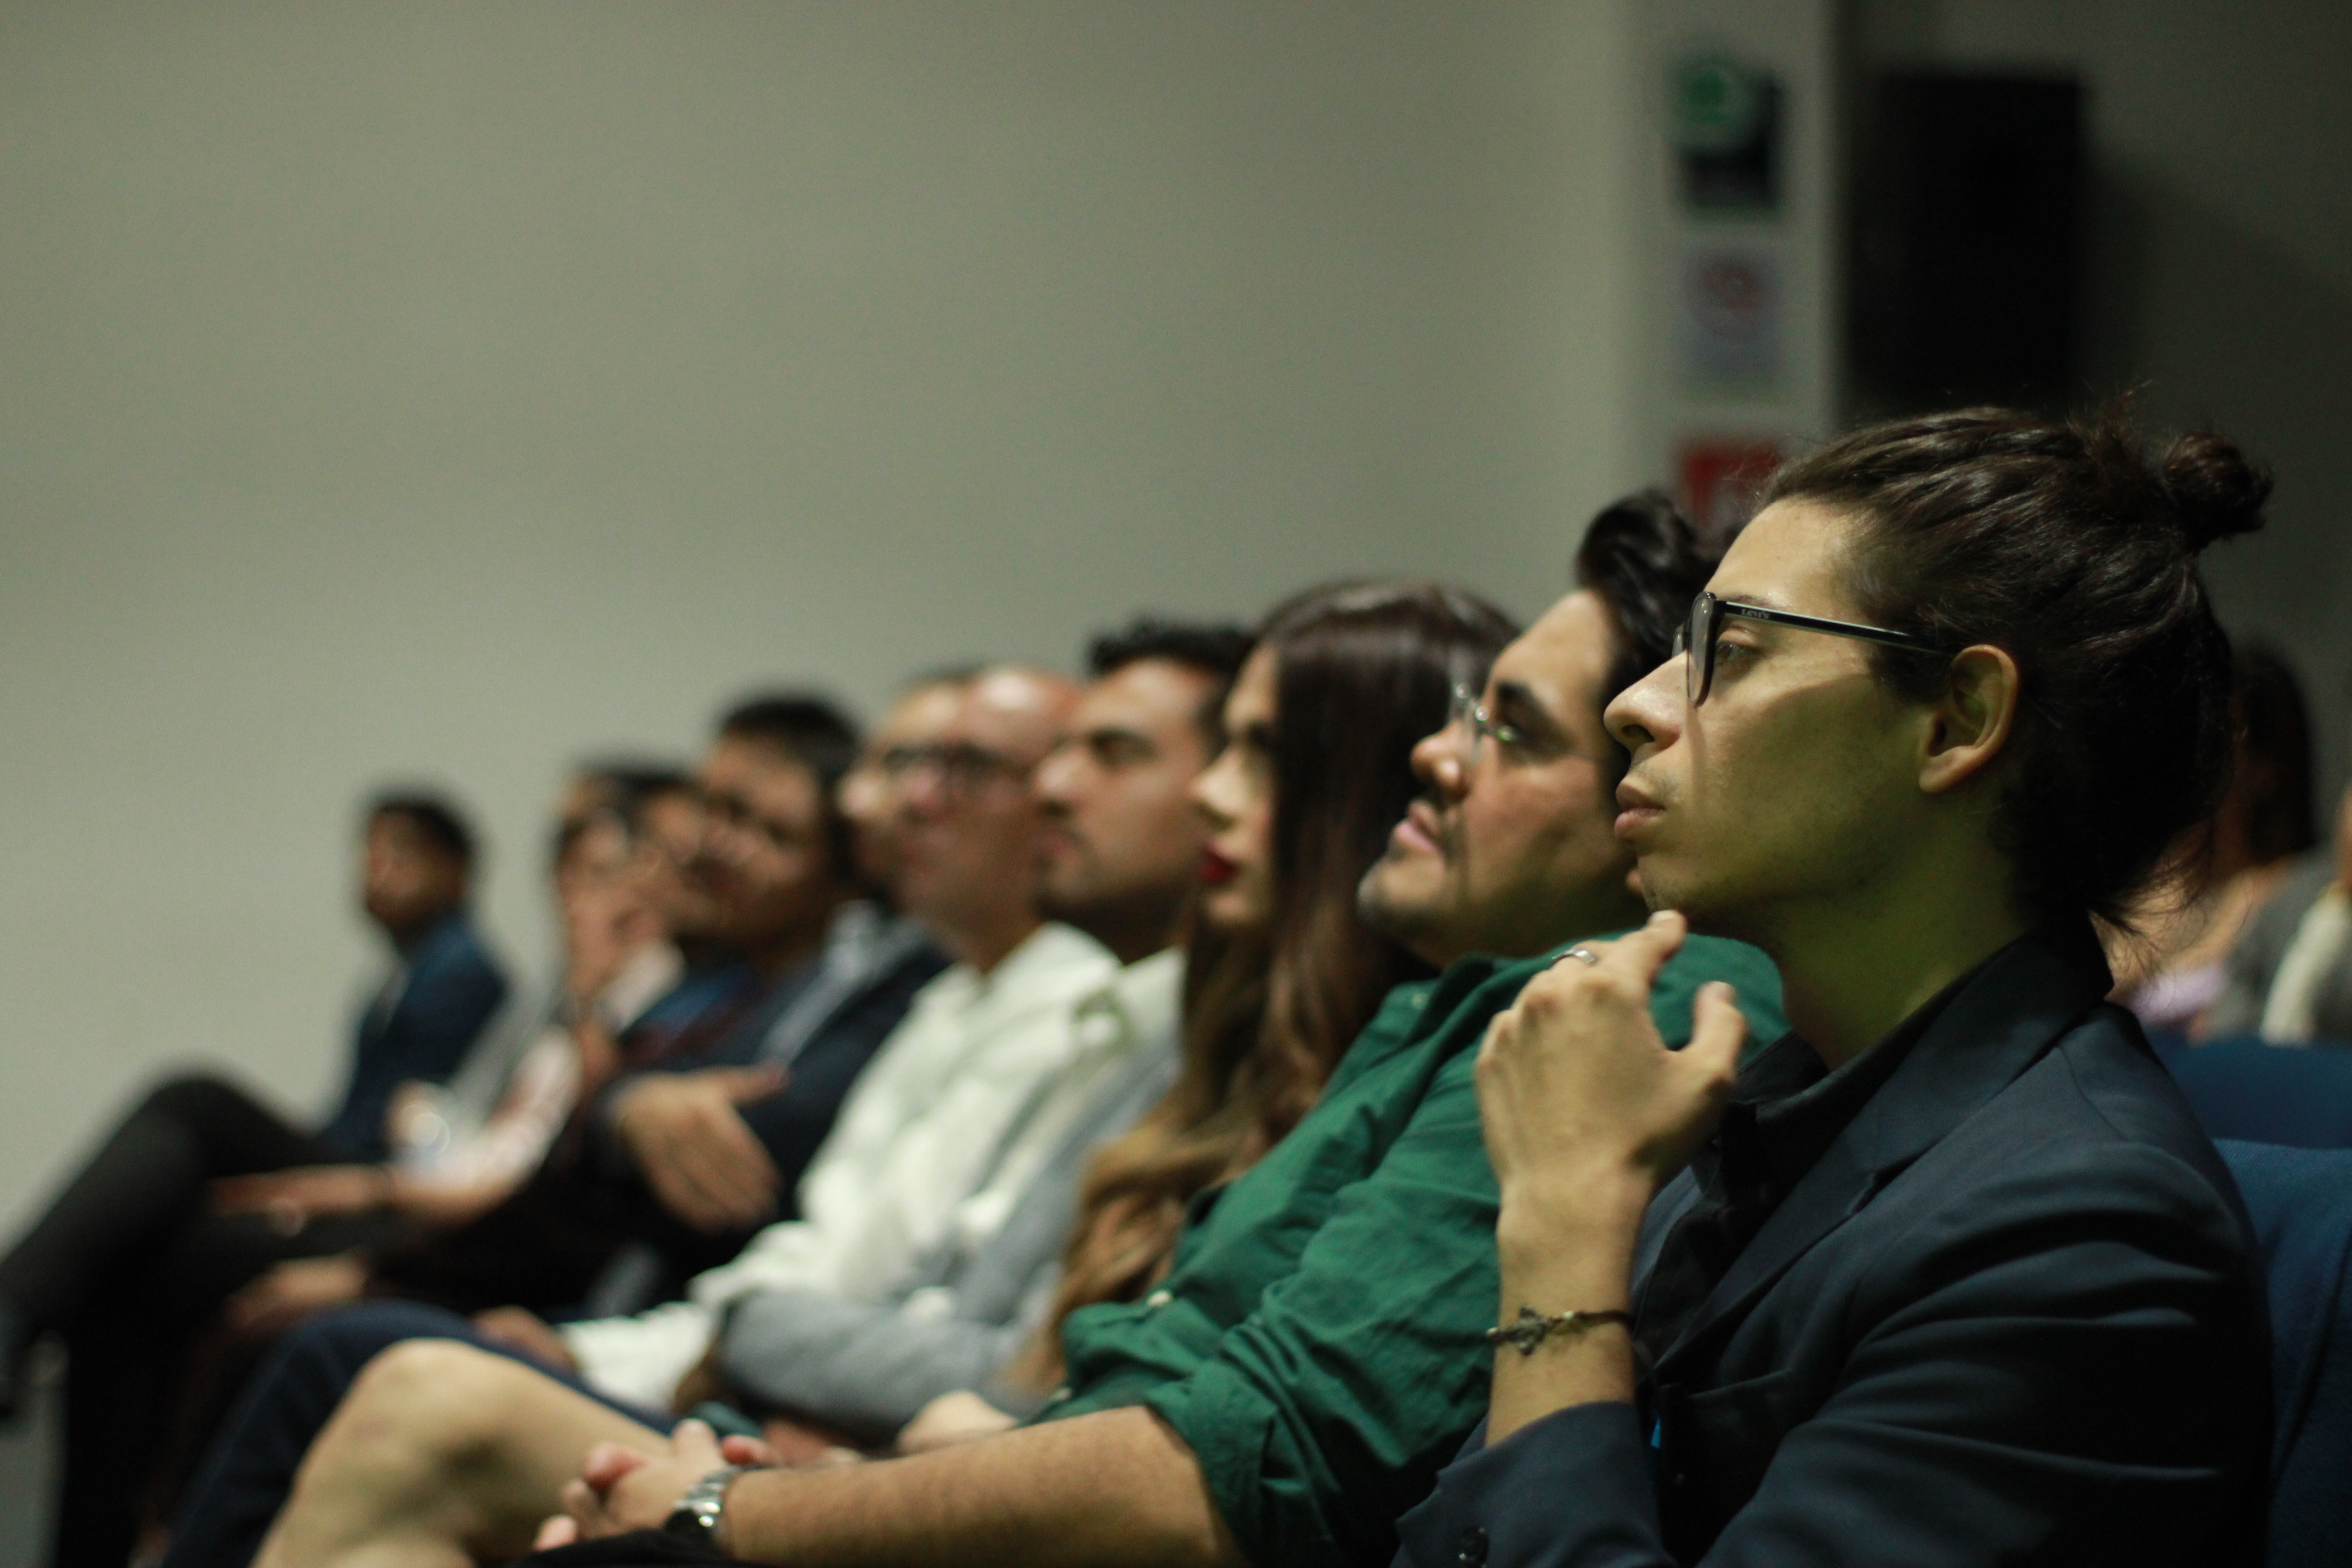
[1454,1525,1488,1566]
[1145,1289,1173,1309]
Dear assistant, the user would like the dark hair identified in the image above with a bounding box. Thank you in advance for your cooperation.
[1251,583,1519,1105]
[1764,405,2269,925]
[1086,616,1256,748]
[718,693,863,881]
[2223,643,2316,869]
[1575,490,1721,711]
[555,760,696,869]
[366,792,477,871]
[1018,582,1517,1382]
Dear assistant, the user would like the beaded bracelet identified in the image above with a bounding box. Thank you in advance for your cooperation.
[1485,1304,1635,1356]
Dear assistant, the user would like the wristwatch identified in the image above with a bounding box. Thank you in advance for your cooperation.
[663,1464,750,1552]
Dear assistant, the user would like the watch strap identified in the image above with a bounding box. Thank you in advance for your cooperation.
[662,1463,750,1549]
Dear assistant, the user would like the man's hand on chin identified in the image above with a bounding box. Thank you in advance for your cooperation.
[536,1419,772,1546]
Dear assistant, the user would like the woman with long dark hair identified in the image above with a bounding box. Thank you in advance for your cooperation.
[1002,583,1519,1388]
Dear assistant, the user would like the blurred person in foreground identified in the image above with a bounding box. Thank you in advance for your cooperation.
[236,514,1775,1568]
[2112,643,2316,1035]
[1396,410,2268,1568]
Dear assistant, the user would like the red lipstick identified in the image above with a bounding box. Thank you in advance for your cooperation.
[1198,848,1239,887]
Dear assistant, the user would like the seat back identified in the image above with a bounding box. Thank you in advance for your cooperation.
[2163,1036,2352,1149]
[2217,1140,2352,1568]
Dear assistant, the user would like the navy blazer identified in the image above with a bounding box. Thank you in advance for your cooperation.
[318,910,508,1161]
[1395,922,2269,1568]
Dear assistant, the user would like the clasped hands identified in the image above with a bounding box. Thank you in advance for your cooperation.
[530,1394,1018,1545]
[532,1418,775,1549]
[1476,911,1747,1248]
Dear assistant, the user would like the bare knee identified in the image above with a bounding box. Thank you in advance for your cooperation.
[332,1338,539,1467]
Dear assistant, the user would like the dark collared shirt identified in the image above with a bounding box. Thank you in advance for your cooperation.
[1633,964,1974,1369]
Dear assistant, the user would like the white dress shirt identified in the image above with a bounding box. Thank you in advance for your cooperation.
[392,941,684,1195]
[560,921,1125,1408]
[2261,886,2352,1043]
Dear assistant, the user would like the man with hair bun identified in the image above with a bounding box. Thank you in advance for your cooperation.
[1401,408,2271,1568]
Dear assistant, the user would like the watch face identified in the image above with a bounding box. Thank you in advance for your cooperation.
[664,1468,739,1546]
[664,1501,718,1544]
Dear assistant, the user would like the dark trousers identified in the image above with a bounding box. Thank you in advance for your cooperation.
[162,1299,666,1568]
[0,1075,410,1568]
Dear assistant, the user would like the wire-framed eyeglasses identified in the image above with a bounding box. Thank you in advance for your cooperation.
[1673,591,1947,706]
[1446,684,1589,768]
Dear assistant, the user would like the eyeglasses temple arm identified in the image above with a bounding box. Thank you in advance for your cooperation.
[1715,601,1942,653]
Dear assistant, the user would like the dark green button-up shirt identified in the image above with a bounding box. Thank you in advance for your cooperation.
[1042,933,1785,1568]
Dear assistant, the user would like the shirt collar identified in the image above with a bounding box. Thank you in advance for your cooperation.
[1703,916,2114,1205]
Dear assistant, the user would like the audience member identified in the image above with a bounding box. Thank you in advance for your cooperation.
[836,672,972,892]
[318,794,513,1160]
[132,769,697,1548]
[891,589,1510,1454]
[2207,671,2352,1045]
[969,585,1514,1425]
[214,768,695,1276]
[1395,409,2269,1567]
[158,663,1148,1564]
[726,619,1252,1451]
[2116,644,2316,1033]
[0,789,506,1568]
[209,523,1777,1568]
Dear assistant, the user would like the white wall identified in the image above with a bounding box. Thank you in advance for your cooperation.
[0,2,1658,1226]
[1849,0,2352,788]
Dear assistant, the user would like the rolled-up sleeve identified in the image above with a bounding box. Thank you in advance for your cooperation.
[1142,1050,1500,1568]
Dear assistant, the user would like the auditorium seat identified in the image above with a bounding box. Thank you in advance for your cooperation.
[2217,1140,2352,1568]
[2156,1034,2352,1149]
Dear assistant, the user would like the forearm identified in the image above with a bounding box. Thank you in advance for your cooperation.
[720,1290,1034,1438]
[1484,1179,1647,1444]
[385,1166,507,1226]
[722,1406,1243,1568]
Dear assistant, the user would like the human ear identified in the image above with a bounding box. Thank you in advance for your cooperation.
[1918,645,2020,796]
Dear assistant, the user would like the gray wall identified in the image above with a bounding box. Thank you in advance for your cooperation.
[1850,0,2352,789]
[0,0,1654,1234]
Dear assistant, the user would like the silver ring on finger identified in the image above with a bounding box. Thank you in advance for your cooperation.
[1564,946,1601,966]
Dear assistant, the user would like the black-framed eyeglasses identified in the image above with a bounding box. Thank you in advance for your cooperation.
[879,741,1021,798]
[1674,591,1947,706]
